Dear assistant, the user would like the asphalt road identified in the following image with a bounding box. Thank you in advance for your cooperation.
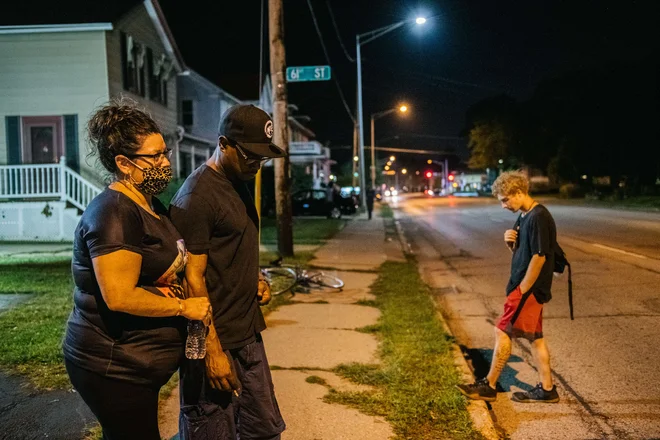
[394,195,660,440]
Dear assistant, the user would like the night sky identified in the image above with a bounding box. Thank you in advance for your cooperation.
[2,0,657,166]
[157,0,656,164]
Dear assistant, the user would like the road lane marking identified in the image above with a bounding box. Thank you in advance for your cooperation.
[591,243,648,259]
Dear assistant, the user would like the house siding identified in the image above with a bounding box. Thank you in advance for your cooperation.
[0,31,109,182]
[106,4,178,155]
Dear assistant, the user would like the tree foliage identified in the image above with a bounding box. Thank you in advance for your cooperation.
[467,122,510,169]
[463,59,658,190]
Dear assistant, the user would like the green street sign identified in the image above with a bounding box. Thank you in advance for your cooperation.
[286,66,331,82]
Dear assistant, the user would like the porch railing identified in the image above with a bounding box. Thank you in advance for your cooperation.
[0,156,102,211]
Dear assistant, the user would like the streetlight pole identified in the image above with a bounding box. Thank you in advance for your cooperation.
[356,36,366,206]
[355,17,426,209]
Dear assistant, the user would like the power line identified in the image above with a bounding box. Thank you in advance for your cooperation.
[306,0,355,123]
[325,0,355,63]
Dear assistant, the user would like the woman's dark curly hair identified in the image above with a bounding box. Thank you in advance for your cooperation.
[87,99,162,174]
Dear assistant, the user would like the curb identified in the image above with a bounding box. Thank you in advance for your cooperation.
[392,209,501,440]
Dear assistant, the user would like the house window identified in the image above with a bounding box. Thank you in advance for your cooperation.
[121,33,146,95]
[147,48,159,101]
[146,48,171,106]
[162,76,168,106]
[182,100,193,126]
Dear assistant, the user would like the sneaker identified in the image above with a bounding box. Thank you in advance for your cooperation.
[456,378,497,402]
[511,383,559,403]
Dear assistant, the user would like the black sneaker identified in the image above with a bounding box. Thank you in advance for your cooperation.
[456,378,497,402]
[511,383,559,403]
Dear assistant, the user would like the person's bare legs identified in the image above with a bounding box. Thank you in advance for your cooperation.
[486,327,511,389]
[531,338,553,389]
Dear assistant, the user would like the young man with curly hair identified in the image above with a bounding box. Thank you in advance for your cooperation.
[457,171,560,403]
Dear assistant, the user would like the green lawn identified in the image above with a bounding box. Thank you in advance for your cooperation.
[0,239,321,390]
[325,259,484,440]
[582,195,660,210]
[0,258,73,389]
[260,218,345,245]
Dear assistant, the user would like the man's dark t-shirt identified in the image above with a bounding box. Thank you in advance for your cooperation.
[506,204,556,303]
[169,165,266,350]
[63,189,187,387]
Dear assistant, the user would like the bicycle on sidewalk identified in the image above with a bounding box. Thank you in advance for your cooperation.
[260,257,344,296]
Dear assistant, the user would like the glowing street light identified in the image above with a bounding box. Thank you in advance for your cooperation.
[356,16,430,207]
[399,105,408,113]
[427,159,432,164]
[401,168,407,174]
[384,165,390,171]
[354,155,359,162]
[390,156,396,162]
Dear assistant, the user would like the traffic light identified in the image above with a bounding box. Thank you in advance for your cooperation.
[448,174,455,181]
[425,171,432,178]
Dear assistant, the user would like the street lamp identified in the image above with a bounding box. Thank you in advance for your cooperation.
[370,107,408,189]
[356,17,427,207]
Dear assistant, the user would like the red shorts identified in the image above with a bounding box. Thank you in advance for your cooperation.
[496,286,544,341]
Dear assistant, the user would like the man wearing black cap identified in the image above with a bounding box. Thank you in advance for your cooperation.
[170,104,286,439]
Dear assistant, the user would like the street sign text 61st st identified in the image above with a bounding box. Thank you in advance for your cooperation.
[286,66,331,82]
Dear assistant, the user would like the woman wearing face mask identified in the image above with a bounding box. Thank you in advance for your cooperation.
[62,101,211,440]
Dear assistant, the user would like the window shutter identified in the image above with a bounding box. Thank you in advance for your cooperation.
[64,115,80,172]
[5,116,21,164]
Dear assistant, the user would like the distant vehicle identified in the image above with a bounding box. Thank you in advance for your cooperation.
[339,193,359,214]
[292,189,342,219]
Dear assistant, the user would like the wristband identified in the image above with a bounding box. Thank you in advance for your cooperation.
[175,297,183,316]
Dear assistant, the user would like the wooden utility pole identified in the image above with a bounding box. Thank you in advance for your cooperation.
[269,0,293,257]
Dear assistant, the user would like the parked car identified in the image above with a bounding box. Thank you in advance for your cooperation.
[339,193,359,214]
[292,189,342,219]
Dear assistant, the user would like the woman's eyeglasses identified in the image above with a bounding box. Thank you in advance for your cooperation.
[126,149,173,164]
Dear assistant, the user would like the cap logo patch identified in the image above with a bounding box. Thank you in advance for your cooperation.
[265,120,274,139]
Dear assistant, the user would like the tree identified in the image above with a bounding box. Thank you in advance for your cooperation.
[467,122,511,169]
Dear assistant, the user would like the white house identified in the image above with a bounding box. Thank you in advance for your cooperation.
[0,0,184,241]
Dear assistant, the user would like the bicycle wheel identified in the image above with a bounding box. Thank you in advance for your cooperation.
[261,267,297,296]
[307,272,344,292]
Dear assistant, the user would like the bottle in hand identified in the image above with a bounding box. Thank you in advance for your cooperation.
[185,320,207,359]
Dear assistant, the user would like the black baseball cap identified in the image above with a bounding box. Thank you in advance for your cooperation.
[218,104,286,158]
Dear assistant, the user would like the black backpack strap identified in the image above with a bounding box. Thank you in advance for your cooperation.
[510,291,534,325]
[567,262,573,320]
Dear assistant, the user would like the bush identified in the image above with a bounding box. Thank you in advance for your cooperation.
[157,178,186,206]
[559,183,584,199]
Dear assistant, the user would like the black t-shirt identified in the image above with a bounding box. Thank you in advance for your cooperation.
[169,165,266,350]
[63,188,187,387]
[506,204,557,303]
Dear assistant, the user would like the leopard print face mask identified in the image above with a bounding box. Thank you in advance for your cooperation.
[129,161,173,195]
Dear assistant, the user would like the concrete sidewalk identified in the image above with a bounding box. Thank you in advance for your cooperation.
[159,210,401,440]
[265,212,397,440]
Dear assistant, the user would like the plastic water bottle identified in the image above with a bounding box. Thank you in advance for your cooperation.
[185,320,207,359]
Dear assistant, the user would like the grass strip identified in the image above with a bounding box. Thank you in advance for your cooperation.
[0,260,73,389]
[326,259,484,440]
[260,218,346,245]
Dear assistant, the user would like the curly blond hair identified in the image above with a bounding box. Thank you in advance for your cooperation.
[492,171,529,197]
